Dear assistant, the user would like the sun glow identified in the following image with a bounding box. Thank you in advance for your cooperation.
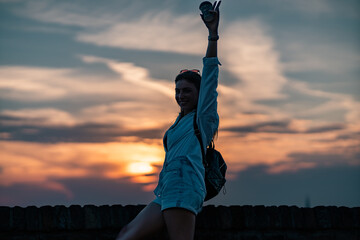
[127,162,154,175]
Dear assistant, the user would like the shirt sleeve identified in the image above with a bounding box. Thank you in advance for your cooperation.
[196,57,221,148]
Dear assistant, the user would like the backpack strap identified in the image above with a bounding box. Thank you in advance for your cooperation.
[193,112,207,166]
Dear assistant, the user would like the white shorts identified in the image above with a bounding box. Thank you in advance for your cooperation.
[153,156,205,215]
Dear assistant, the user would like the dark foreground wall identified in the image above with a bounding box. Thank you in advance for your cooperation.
[0,205,359,240]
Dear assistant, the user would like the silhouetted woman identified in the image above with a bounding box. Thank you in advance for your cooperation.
[116,2,221,239]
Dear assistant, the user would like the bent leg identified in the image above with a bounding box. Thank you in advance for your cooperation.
[116,202,165,240]
[163,208,196,240]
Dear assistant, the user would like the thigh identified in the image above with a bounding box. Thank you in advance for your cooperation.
[116,201,165,240]
[163,208,196,240]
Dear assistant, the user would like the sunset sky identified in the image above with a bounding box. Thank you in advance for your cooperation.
[0,0,359,208]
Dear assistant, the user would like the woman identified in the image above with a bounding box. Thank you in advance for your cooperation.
[116,2,221,239]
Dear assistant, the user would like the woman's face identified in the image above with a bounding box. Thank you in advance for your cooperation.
[175,79,199,115]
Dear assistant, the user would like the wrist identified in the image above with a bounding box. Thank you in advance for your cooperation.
[208,35,219,41]
[208,30,218,36]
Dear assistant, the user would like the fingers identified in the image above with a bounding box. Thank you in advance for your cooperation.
[215,0,221,11]
[212,0,221,11]
[212,1,217,9]
[209,0,220,21]
[200,1,220,26]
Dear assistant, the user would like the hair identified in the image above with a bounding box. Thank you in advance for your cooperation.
[175,71,202,93]
[175,71,219,141]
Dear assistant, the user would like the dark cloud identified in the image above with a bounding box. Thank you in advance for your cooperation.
[57,177,155,206]
[78,163,122,178]
[0,183,70,207]
[304,124,345,133]
[222,120,346,135]
[0,177,155,207]
[0,115,23,121]
[313,132,360,143]
[336,131,360,140]
[206,164,360,208]
[287,151,358,166]
[1,115,166,142]
[222,120,294,134]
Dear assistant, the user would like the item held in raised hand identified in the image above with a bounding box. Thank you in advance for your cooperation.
[199,1,215,23]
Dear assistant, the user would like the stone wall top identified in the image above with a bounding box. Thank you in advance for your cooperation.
[1,205,359,233]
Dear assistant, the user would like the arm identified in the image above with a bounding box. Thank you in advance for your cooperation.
[201,1,221,58]
[206,39,218,58]
[197,1,221,146]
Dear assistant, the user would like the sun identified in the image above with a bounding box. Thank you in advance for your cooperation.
[127,162,154,175]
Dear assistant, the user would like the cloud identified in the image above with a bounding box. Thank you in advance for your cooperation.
[0,0,23,3]
[270,0,360,18]
[0,177,155,207]
[305,124,345,133]
[0,140,165,188]
[123,16,284,113]
[212,19,295,135]
[216,121,358,173]
[1,121,166,142]
[80,101,177,131]
[288,80,360,125]
[14,0,114,28]
[2,164,359,207]
[1,0,359,209]
[81,55,174,98]
[0,139,164,206]
[0,182,70,207]
[1,108,77,127]
[77,12,205,55]
[14,0,357,128]
[8,0,358,130]
[0,66,70,101]
[223,120,293,134]
[336,131,360,141]
[0,64,169,102]
[0,53,189,144]
[267,150,360,174]
[11,1,206,55]
[0,55,177,105]
[0,56,182,143]
[288,151,360,166]
[206,164,360,207]
[222,120,345,135]
[271,0,333,15]
[281,42,360,74]
[220,19,287,106]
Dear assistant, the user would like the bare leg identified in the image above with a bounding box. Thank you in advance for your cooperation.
[116,202,165,240]
[163,208,196,240]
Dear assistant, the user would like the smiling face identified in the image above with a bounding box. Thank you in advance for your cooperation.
[175,79,199,115]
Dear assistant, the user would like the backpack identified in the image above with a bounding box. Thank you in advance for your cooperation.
[193,113,227,201]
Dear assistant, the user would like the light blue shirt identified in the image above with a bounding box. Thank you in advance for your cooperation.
[154,57,220,200]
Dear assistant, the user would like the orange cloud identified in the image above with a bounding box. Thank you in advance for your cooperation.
[0,140,165,196]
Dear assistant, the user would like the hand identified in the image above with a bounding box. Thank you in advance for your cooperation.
[200,1,221,36]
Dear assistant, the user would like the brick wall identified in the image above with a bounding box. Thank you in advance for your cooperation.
[0,205,359,240]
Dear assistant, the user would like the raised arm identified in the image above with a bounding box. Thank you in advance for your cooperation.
[197,1,221,147]
[200,1,221,58]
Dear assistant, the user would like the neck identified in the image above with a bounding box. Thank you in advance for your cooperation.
[181,109,195,117]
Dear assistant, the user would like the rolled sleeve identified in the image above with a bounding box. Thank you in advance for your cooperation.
[203,57,222,66]
[196,57,221,148]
